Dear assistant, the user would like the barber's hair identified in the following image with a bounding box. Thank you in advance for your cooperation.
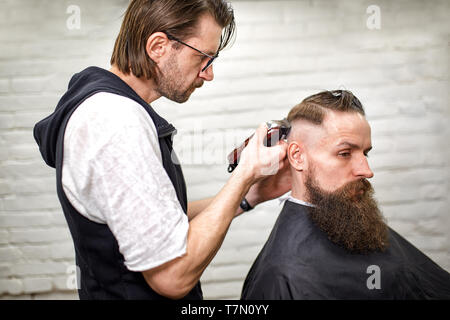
[287,90,365,125]
[110,0,235,80]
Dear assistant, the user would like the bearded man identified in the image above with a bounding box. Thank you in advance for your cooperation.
[241,90,450,300]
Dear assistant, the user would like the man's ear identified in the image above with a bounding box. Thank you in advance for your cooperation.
[145,32,171,63]
[287,141,305,171]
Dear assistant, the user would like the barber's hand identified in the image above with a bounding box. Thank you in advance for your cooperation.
[236,123,289,183]
[245,154,292,208]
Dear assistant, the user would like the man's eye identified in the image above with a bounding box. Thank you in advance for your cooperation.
[338,152,351,157]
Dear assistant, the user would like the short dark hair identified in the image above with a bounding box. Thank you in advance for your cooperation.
[110,0,235,80]
[287,90,365,125]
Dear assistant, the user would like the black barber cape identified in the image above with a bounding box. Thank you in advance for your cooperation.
[241,200,450,299]
[34,66,202,299]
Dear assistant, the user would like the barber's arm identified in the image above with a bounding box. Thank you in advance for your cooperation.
[142,123,289,299]
[187,156,291,220]
[187,196,245,220]
[187,197,213,220]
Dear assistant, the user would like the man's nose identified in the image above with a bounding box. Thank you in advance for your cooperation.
[199,65,214,81]
[354,156,374,179]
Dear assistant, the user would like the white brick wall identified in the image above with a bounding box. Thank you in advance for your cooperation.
[0,0,448,300]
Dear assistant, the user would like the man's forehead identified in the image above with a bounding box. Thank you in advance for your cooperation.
[320,111,371,145]
[322,110,367,133]
[289,110,370,148]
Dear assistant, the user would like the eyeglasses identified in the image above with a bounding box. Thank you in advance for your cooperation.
[164,32,218,72]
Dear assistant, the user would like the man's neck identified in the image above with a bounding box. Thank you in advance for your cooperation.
[287,195,315,207]
[290,188,308,203]
[109,65,161,104]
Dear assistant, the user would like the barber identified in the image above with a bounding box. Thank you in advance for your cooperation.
[33,0,291,300]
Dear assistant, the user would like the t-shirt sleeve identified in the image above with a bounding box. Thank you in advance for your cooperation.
[62,92,189,272]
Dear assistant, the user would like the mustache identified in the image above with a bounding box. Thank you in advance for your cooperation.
[338,179,372,201]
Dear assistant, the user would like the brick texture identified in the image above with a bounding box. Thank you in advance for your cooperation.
[0,0,449,299]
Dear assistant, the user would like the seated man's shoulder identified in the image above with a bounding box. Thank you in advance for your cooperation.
[265,202,337,259]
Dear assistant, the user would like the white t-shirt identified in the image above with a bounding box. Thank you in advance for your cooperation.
[279,192,315,207]
[61,92,189,272]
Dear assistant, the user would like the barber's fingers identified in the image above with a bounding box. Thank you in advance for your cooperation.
[269,140,288,160]
[252,123,288,148]
[252,122,269,146]
[245,123,287,161]
[236,124,289,178]
[258,140,289,176]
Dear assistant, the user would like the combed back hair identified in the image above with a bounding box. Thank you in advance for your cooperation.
[287,90,365,125]
[110,0,235,80]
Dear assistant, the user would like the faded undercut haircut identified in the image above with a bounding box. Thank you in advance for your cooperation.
[287,90,365,125]
[111,0,235,80]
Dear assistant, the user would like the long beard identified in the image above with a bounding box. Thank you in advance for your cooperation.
[305,172,389,254]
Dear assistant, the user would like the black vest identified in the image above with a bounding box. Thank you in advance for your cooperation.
[34,67,202,300]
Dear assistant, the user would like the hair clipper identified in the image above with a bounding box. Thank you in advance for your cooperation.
[227,119,291,173]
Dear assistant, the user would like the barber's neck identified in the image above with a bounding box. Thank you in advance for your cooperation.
[109,65,161,104]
